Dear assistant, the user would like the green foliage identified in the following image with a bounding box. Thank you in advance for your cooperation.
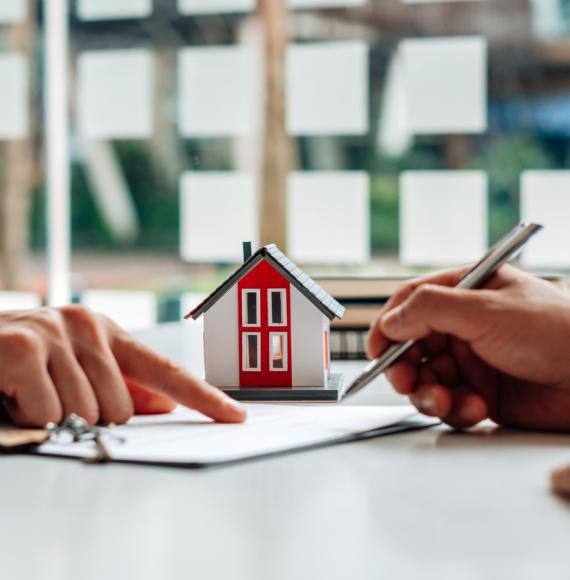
[370,147,444,252]
[469,136,553,243]
[29,135,557,258]
[115,142,179,250]
[71,162,115,248]
[370,175,399,252]
[368,136,556,253]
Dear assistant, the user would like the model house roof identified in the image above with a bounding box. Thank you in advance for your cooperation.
[185,244,345,321]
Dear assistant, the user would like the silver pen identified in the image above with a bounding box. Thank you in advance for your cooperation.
[343,222,544,400]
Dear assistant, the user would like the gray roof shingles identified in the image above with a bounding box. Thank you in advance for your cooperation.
[186,244,345,321]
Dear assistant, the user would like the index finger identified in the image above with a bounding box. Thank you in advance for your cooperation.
[367,267,468,359]
[109,328,246,423]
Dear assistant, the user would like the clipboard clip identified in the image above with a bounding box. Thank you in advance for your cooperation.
[45,413,126,464]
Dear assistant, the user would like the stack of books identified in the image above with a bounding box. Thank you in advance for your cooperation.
[315,276,415,360]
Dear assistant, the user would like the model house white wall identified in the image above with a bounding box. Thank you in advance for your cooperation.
[290,285,328,388]
[203,285,239,387]
[202,281,328,388]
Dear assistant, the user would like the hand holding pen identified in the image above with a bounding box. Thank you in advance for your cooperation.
[365,257,570,432]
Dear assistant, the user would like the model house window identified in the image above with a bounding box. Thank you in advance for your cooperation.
[242,289,260,326]
[269,333,288,371]
[268,289,287,326]
[242,333,260,371]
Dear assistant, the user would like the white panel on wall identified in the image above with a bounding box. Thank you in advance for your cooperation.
[178,46,259,137]
[180,172,258,262]
[401,0,480,3]
[378,51,412,156]
[0,54,27,139]
[287,41,368,136]
[178,0,254,15]
[82,290,157,331]
[400,171,487,266]
[0,0,26,24]
[77,0,152,20]
[289,0,366,7]
[521,171,570,268]
[401,37,487,134]
[0,292,41,312]
[529,0,565,40]
[78,49,153,139]
[287,172,370,264]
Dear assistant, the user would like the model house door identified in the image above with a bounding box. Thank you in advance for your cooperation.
[238,260,293,388]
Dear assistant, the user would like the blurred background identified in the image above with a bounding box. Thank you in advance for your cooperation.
[1,0,570,330]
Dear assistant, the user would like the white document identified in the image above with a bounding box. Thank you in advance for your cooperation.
[37,404,419,465]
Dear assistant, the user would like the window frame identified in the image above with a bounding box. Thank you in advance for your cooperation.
[267,288,287,327]
[269,332,288,372]
[241,289,260,327]
[242,332,261,372]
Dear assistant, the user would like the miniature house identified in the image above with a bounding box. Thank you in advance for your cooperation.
[185,244,345,401]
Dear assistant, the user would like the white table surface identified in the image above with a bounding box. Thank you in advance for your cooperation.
[1,322,569,580]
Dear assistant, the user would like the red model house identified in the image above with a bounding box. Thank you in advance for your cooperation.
[185,244,345,401]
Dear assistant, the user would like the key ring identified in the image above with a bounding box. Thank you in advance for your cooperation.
[45,413,126,463]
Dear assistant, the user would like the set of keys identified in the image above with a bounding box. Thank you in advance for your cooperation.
[45,414,125,463]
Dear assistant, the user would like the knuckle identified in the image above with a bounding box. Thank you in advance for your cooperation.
[59,304,93,323]
[392,287,409,304]
[59,305,102,337]
[0,327,43,359]
[413,284,438,307]
[99,313,120,331]
[35,308,66,337]
[162,356,184,376]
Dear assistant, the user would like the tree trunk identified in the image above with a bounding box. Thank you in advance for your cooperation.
[0,0,36,290]
[258,0,292,251]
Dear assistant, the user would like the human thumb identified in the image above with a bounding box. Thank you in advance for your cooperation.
[380,284,493,343]
[551,463,570,498]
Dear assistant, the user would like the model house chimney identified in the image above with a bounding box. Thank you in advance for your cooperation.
[242,241,252,262]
